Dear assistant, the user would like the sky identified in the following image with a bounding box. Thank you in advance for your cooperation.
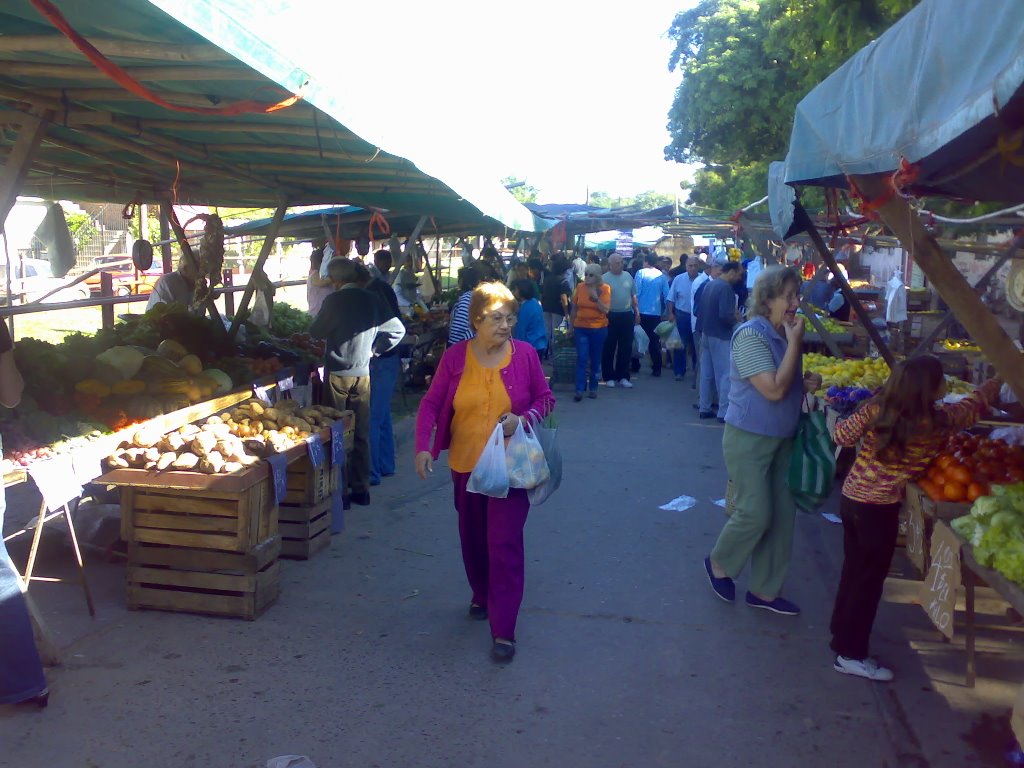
[199,0,698,207]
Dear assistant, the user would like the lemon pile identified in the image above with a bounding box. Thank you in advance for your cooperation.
[803,353,890,394]
[800,312,845,335]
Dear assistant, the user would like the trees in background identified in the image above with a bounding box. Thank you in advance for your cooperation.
[665,0,917,212]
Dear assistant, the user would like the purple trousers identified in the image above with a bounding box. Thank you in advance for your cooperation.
[451,471,530,641]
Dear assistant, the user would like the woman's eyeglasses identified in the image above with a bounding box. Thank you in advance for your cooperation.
[483,313,517,327]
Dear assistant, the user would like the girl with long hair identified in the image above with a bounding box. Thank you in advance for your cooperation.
[830,355,1001,682]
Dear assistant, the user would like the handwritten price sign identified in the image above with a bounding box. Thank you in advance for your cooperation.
[905,496,927,575]
[921,522,962,639]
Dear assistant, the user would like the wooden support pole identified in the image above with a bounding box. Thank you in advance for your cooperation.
[850,173,1024,400]
[159,203,173,273]
[799,299,844,358]
[0,110,50,226]
[793,203,896,366]
[228,203,288,339]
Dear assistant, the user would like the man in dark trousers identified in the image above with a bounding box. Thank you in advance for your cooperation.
[311,258,406,506]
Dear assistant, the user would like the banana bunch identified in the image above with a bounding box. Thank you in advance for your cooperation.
[940,338,980,352]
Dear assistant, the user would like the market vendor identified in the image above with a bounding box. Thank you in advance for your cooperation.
[146,257,198,310]
[0,321,49,709]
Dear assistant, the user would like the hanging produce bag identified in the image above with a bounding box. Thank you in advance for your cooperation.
[527,414,561,505]
[633,325,649,357]
[788,396,836,513]
[505,420,550,490]
[665,326,683,350]
[467,424,510,498]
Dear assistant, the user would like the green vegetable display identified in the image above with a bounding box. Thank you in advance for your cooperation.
[951,484,1024,586]
[269,301,313,338]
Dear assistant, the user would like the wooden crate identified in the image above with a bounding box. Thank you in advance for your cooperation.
[118,475,278,553]
[126,536,281,620]
[279,498,332,559]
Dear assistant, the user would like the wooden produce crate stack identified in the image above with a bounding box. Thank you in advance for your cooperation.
[277,409,354,560]
[108,466,282,620]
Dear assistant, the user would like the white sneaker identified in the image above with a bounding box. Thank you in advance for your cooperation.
[619,379,633,388]
[833,655,894,682]
[605,380,616,388]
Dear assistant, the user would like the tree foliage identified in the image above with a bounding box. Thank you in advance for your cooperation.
[501,176,539,204]
[589,190,675,210]
[666,0,918,208]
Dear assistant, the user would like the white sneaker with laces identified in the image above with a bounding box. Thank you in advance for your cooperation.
[619,379,633,388]
[833,655,894,682]
[605,380,616,388]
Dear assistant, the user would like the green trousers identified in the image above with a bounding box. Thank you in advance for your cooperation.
[711,424,796,598]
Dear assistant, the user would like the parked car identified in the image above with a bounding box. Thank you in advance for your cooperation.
[0,258,90,305]
[84,256,162,296]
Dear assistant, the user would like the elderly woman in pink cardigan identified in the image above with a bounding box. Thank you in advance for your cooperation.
[415,282,555,664]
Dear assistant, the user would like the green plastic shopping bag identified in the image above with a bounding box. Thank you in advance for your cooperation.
[788,396,836,513]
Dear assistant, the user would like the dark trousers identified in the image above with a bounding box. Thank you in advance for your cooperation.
[829,495,901,660]
[639,314,663,375]
[602,311,634,382]
[328,374,371,495]
[672,311,697,376]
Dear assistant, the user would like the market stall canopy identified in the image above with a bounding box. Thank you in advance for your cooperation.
[222,205,512,241]
[782,0,1024,202]
[527,203,677,237]
[0,0,550,232]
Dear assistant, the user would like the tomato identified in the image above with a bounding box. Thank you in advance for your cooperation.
[936,454,956,470]
[961,456,977,471]
[966,482,989,502]
[928,465,946,485]
[919,479,944,501]
[947,464,973,486]
[943,481,967,502]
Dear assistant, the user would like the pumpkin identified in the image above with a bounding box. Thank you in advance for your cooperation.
[111,379,146,396]
[156,339,188,362]
[75,379,111,398]
[179,354,203,376]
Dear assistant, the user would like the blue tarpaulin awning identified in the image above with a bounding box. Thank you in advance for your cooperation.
[783,0,1024,203]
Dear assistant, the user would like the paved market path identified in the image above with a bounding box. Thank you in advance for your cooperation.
[1,368,1020,767]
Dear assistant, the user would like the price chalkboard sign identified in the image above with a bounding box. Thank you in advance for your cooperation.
[921,521,962,640]
[905,498,927,575]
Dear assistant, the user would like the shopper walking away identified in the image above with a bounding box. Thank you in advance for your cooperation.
[697,261,743,421]
[569,264,611,402]
[668,256,700,380]
[414,282,555,664]
[540,254,572,350]
[633,252,670,377]
[0,320,48,709]
[448,267,481,346]
[705,267,821,617]
[512,279,548,357]
[359,263,404,487]
[601,252,639,388]
[311,259,406,506]
[830,358,1001,681]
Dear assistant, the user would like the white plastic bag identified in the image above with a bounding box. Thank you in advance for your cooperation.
[665,326,683,350]
[633,325,649,357]
[506,420,550,490]
[467,424,510,497]
[527,417,561,505]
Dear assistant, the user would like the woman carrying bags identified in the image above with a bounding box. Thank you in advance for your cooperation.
[415,282,555,664]
[704,267,821,617]
[569,264,611,402]
[830,358,1000,681]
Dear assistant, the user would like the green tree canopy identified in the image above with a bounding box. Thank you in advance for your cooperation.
[666,0,918,210]
[501,176,539,204]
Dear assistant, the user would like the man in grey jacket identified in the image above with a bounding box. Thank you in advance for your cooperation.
[696,260,743,422]
[311,258,406,506]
